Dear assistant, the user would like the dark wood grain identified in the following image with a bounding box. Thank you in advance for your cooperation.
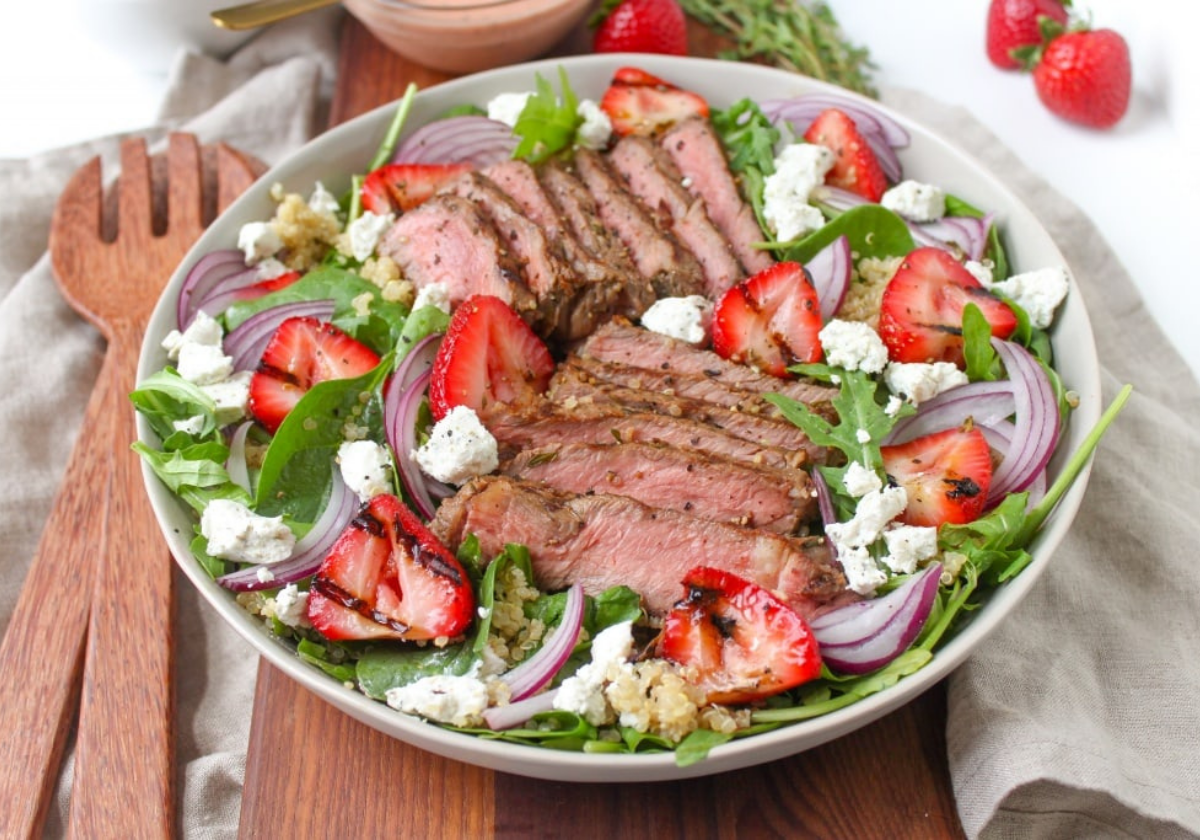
[240,15,966,839]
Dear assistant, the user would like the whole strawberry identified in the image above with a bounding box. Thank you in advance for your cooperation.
[986,0,1070,70]
[593,0,688,56]
[1032,28,1131,128]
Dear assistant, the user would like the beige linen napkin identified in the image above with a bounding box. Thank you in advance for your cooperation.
[2,17,1197,837]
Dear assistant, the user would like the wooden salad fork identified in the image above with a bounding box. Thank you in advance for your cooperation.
[0,134,257,838]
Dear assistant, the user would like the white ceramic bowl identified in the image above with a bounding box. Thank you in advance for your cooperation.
[137,54,1101,782]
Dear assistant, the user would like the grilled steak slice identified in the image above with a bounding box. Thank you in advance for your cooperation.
[500,441,816,533]
[580,318,837,408]
[548,360,831,463]
[483,160,625,339]
[661,117,774,275]
[539,160,650,319]
[442,171,584,341]
[573,149,706,304]
[378,194,538,321]
[430,476,848,618]
[483,400,809,471]
[608,135,743,298]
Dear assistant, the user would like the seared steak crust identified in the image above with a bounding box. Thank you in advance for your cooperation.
[429,476,847,618]
[500,441,817,534]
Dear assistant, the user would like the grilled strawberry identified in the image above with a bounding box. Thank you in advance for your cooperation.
[234,270,302,301]
[803,108,888,202]
[658,566,822,704]
[428,294,555,421]
[711,261,823,377]
[360,162,472,214]
[249,316,381,433]
[1030,27,1131,129]
[599,66,710,137]
[877,247,1017,366]
[986,0,1070,70]
[881,425,994,526]
[307,494,475,641]
[593,0,688,56]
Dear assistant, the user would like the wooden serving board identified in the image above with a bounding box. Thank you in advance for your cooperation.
[238,16,966,838]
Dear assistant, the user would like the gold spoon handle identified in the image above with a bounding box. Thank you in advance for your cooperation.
[211,0,341,30]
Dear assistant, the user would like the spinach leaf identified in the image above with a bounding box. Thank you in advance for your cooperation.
[785,204,915,263]
[129,369,220,445]
[356,642,476,700]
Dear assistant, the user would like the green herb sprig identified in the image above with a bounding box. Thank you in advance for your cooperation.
[679,0,877,98]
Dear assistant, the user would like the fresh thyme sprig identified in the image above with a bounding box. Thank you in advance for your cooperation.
[678,0,877,98]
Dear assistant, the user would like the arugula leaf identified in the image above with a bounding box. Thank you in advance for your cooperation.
[512,68,582,164]
[710,98,780,232]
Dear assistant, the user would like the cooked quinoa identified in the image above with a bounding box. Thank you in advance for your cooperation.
[838,254,903,327]
[268,187,341,272]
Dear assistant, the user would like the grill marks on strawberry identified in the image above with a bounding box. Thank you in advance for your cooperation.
[307,494,475,641]
[881,426,994,526]
[804,108,888,202]
[877,247,1017,366]
[428,294,555,421]
[658,566,822,704]
[711,261,824,377]
[248,316,381,433]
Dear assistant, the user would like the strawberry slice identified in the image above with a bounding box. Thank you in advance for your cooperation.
[877,247,1018,366]
[599,66,710,137]
[307,493,475,641]
[428,294,555,421]
[880,425,994,527]
[658,566,822,704]
[803,107,888,202]
[249,316,381,433]
[360,162,472,215]
[710,261,823,377]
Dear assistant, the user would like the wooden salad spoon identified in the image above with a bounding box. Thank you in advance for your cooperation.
[0,134,257,837]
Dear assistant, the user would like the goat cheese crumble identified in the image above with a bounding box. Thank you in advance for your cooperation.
[237,220,283,264]
[640,295,713,345]
[826,485,909,595]
[413,405,500,485]
[762,143,835,242]
[884,361,969,405]
[337,440,394,502]
[576,99,613,150]
[347,210,396,262]
[880,180,946,222]
[486,92,533,127]
[984,265,1070,329]
[553,620,635,726]
[385,674,490,727]
[412,282,453,314]
[200,499,296,566]
[819,319,889,374]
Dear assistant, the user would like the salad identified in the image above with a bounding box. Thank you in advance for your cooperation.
[133,64,1125,766]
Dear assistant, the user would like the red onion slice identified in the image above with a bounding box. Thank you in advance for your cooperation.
[225,421,253,494]
[391,116,518,167]
[224,300,336,371]
[761,96,907,183]
[385,368,439,519]
[178,249,248,329]
[193,267,274,320]
[391,333,442,393]
[884,381,1017,445]
[915,213,993,262]
[482,688,559,731]
[805,234,851,321]
[216,468,358,592]
[811,468,838,533]
[988,339,1061,498]
[500,583,585,702]
[811,563,942,674]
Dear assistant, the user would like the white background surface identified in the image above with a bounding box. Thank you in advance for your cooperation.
[3,0,1197,374]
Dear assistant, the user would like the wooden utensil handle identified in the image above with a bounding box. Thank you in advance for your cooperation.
[67,326,174,838]
[0,350,114,838]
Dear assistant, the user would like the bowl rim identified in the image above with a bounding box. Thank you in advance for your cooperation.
[136,52,1102,782]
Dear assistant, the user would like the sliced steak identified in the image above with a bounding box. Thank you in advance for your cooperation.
[483,159,625,339]
[430,476,848,618]
[661,117,775,275]
[500,441,816,533]
[483,400,809,471]
[580,318,837,408]
[378,194,538,321]
[573,149,706,304]
[441,171,584,341]
[608,136,743,298]
[548,360,832,463]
